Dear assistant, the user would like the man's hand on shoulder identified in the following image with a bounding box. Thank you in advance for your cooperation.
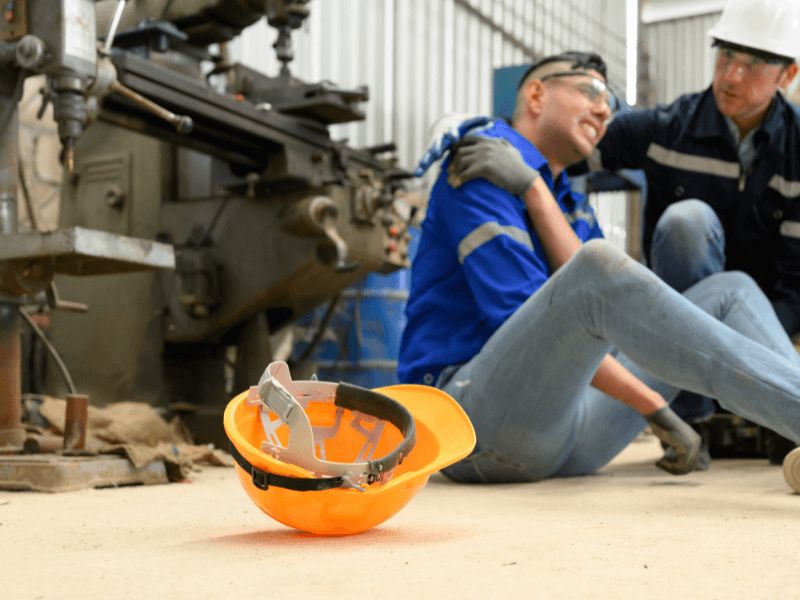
[448,136,540,196]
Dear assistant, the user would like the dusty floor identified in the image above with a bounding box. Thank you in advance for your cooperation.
[3,435,798,599]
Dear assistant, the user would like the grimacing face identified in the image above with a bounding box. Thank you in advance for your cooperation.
[537,69,613,168]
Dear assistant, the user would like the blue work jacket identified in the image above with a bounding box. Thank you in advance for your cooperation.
[398,120,603,385]
[595,87,800,333]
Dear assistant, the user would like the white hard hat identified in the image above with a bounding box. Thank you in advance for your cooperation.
[708,0,800,60]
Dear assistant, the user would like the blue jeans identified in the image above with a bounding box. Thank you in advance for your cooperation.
[440,239,800,483]
[650,199,726,422]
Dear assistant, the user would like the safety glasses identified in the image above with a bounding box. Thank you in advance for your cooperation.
[715,47,787,78]
[540,71,620,112]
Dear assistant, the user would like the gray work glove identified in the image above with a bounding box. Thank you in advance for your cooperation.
[448,136,540,196]
[645,405,702,475]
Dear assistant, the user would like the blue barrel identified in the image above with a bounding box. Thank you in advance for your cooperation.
[295,228,420,388]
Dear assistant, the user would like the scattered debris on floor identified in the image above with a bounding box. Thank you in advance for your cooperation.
[21,395,230,482]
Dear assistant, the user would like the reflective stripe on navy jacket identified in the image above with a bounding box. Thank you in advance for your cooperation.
[594,87,800,334]
[398,120,603,385]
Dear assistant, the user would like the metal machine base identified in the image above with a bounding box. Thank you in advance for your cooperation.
[0,454,168,492]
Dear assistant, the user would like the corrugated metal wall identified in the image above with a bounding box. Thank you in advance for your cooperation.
[641,12,720,105]
[229,0,630,170]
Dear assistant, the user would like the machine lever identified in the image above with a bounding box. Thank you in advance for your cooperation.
[103,0,129,56]
[109,79,193,134]
[320,218,358,273]
[46,282,88,314]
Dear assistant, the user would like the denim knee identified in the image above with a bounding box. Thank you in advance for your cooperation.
[558,240,646,300]
[573,239,630,275]
[651,200,725,291]
[660,199,716,226]
[654,200,721,251]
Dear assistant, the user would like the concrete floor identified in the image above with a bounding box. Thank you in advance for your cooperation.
[3,435,798,599]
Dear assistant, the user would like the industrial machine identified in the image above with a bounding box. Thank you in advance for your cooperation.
[1,0,413,449]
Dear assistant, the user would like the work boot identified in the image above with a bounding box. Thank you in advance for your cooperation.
[660,421,711,471]
[784,447,800,494]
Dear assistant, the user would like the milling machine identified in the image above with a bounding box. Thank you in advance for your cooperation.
[0,0,176,455]
[4,0,413,449]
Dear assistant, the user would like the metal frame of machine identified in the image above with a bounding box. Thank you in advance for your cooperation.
[0,1,414,463]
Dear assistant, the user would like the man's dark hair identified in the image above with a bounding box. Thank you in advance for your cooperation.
[711,39,793,66]
[516,51,608,90]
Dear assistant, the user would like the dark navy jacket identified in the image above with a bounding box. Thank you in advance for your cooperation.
[594,87,800,334]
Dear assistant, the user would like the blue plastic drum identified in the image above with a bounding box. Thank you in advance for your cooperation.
[296,228,420,388]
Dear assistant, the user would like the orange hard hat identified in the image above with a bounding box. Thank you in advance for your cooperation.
[224,361,475,535]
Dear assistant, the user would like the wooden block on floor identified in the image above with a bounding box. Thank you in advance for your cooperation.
[0,455,168,492]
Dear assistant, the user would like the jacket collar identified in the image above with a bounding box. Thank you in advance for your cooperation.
[682,87,730,142]
[682,86,788,157]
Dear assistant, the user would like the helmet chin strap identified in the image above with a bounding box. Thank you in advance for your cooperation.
[244,361,416,491]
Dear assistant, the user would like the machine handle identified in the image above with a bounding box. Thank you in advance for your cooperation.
[103,0,129,56]
[46,282,88,314]
[109,79,194,134]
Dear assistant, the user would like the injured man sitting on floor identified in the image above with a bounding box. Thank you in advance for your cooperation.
[397,50,800,483]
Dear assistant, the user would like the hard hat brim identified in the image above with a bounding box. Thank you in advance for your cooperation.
[374,384,476,480]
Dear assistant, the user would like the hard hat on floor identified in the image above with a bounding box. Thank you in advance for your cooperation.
[224,361,476,535]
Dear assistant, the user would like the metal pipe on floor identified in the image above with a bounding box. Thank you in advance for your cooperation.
[0,301,24,447]
[0,74,26,448]
[0,176,24,446]
[23,434,64,454]
[63,394,89,451]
